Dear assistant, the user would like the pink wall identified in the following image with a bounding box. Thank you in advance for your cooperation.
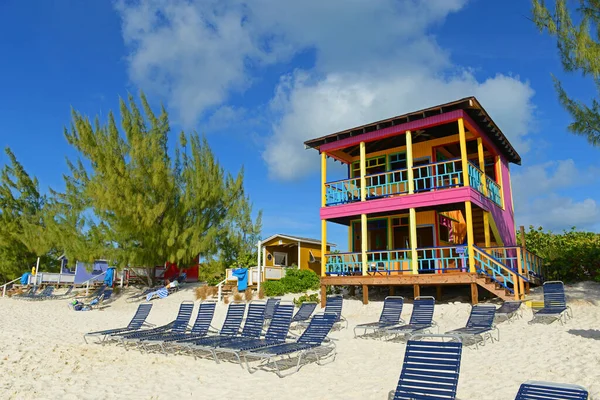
[488,156,516,246]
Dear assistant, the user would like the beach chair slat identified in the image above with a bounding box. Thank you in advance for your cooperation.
[219,303,247,336]
[292,302,317,322]
[264,298,281,320]
[515,381,589,400]
[264,303,294,341]
[393,339,462,400]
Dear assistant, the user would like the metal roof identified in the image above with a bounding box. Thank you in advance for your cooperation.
[303,96,521,165]
[261,233,336,247]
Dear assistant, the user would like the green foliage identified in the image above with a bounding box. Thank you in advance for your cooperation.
[532,0,600,146]
[55,92,261,269]
[205,275,224,286]
[518,226,600,282]
[263,280,286,297]
[0,148,58,281]
[262,269,320,297]
[293,293,319,306]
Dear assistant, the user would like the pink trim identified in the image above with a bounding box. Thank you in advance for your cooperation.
[320,187,491,220]
[319,110,464,152]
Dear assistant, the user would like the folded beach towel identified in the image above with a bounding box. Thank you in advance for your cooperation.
[232,268,248,291]
[146,287,169,301]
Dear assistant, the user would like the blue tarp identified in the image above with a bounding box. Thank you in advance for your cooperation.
[232,268,248,291]
[104,268,115,287]
[20,272,31,285]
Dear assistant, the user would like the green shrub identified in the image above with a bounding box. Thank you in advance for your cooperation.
[263,280,286,297]
[206,276,224,286]
[262,269,320,297]
[293,293,319,306]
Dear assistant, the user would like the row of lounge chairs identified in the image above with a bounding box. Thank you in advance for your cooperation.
[389,334,589,399]
[12,285,75,301]
[84,299,338,377]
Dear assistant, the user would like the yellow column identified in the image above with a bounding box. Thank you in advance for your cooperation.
[477,137,487,195]
[465,201,476,273]
[516,247,525,299]
[496,156,505,209]
[321,152,327,277]
[458,118,470,187]
[387,217,393,250]
[406,131,414,194]
[360,141,366,201]
[321,219,327,277]
[321,152,327,207]
[483,212,491,247]
[361,214,368,276]
[409,208,418,274]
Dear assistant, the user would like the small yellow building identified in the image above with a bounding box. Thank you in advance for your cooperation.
[260,234,336,276]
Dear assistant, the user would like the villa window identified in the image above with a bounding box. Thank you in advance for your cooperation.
[273,252,288,266]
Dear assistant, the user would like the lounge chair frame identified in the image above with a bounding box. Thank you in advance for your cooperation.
[243,313,338,378]
[529,281,573,325]
[515,380,589,399]
[382,296,438,341]
[354,296,404,339]
[495,300,523,324]
[445,304,498,349]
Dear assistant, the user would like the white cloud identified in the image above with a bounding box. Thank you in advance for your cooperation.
[512,160,600,231]
[115,0,535,179]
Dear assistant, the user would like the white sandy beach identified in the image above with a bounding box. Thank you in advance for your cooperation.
[1,283,599,400]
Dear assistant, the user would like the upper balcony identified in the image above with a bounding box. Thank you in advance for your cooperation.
[324,158,503,209]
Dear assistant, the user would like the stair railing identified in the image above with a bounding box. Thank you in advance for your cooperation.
[216,278,227,302]
[472,246,529,300]
[1,277,21,297]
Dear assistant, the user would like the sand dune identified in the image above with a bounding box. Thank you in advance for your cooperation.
[1,282,599,399]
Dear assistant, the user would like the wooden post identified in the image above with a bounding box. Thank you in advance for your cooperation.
[406,130,414,194]
[483,212,491,247]
[520,225,526,248]
[458,118,470,187]
[362,285,369,305]
[465,201,476,273]
[321,152,327,207]
[471,283,479,305]
[477,137,487,195]
[360,141,366,201]
[516,247,525,299]
[389,286,395,296]
[320,285,327,308]
[495,156,505,208]
[413,284,420,299]
[512,272,519,301]
[436,286,442,302]
[349,286,356,296]
[409,208,418,274]
[361,213,368,276]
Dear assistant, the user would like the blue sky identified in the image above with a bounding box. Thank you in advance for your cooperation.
[1,0,599,252]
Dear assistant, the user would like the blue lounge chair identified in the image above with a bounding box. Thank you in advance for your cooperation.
[139,301,217,353]
[212,302,295,365]
[291,302,317,327]
[26,286,54,301]
[174,302,247,350]
[187,301,266,358]
[388,335,462,400]
[354,296,404,338]
[383,296,436,340]
[243,313,337,378]
[263,297,281,324]
[298,295,347,330]
[51,286,74,299]
[515,381,589,399]
[114,301,194,346]
[529,281,573,325]
[14,286,37,299]
[83,303,154,343]
[495,301,523,323]
[445,304,498,349]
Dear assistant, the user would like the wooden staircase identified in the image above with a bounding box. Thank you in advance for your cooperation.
[475,275,514,301]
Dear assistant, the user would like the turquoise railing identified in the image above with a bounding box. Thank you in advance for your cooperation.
[325,252,362,275]
[483,247,519,271]
[522,248,544,279]
[413,159,463,192]
[365,249,412,274]
[325,177,361,206]
[486,176,502,207]
[472,246,516,293]
[365,169,409,199]
[416,246,468,272]
[467,162,484,193]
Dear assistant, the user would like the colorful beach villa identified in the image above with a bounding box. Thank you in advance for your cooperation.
[304,96,543,305]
